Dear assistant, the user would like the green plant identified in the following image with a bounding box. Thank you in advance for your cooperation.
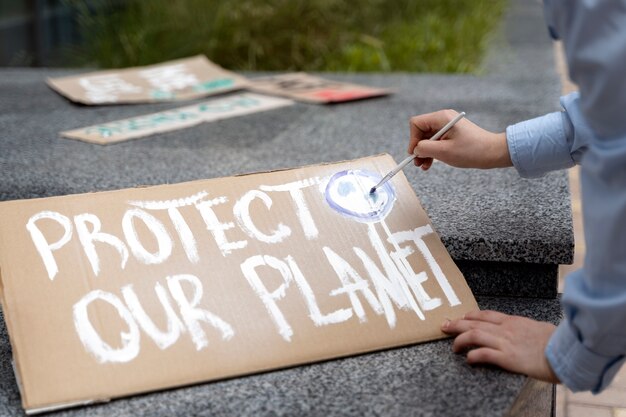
[66,0,506,73]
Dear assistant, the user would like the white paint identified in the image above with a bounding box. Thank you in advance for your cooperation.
[325,172,394,223]
[390,225,461,306]
[122,208,173,265]
[233,190,291,244]
[122,283,185,350]
[166,206,199,263]
[129,192,208,264]
[196,197,248,256]
[380,221,441,311]
[138,63,199,92]
[73,290,140,363]
[128,191,209,210]
[79,74,142,103]
[285,256,352,326]
[387,243,442,312]
[354,248,421,327]
[260,178,320,239]
[26,211,73,281]
[325,246,384,323]
[240,255,294,341]
[370,222,424,320]
[74,213,129,276]
[167,274,234,350]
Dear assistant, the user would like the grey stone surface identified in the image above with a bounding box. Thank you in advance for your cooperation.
[0,71,573,265]
[457,261,558,299]
[0,297,562,417]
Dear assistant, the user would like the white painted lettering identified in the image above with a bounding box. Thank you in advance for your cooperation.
[167,274,234,350]
[128,191,209,264]
[26,211,73,281]
[195,197,247,256]
[260,178,320,239]
[73,290,140,363]
[285,255,352,326]
[324,246,383,323]
[74,213,129,276]
[389,225,461,306]
[367,223,424,321]
[122,283,185,350]
[233,190,291,243]
[122,208,173,265]
[240,255,294,341]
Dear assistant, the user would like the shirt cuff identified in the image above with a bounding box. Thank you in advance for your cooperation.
[546,320,626,393]
[505,112,575,178]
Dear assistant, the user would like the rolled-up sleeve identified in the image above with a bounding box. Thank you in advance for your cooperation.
[506,110,574,178]
[505,93,588,178]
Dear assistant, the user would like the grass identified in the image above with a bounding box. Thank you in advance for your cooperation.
[66,0,507,73]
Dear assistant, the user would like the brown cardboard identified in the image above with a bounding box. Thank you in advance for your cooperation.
[60,93,293,145]
[0,154,477,414]
[248,73,391,103]
[47,55,248,105]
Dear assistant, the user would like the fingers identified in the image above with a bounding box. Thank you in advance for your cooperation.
[466,348,508,368]
[464,310,509,324]
[408,109,460,154]
[441,317,498,336]
[414,138,451,161]
[452,328,502,353]
[413,156,433,170]
[420,159,434,170]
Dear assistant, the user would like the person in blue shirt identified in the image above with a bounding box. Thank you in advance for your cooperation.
[407,1,626,393]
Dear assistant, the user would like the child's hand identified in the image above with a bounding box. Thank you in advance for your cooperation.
[408,110,512,170]
[442,310,560,384]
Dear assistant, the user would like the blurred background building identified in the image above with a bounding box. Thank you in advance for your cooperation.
[0,0,81,66]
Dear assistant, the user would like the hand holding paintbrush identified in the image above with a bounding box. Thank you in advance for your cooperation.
[370,112,466,194]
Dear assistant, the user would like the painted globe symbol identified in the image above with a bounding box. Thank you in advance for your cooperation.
[324,169,396,223]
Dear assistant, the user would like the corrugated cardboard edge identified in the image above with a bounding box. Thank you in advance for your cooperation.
[1,258,31,410]
[25,398,109,415]
[1,243,111,414]
[0,266,4,308]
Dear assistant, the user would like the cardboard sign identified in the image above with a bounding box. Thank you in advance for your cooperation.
[47,55,248,105]
[248,73,391,103]
[0,154,477,414]
[60,93,293,145]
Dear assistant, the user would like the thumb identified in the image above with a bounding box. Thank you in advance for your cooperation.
[414,139,448,160]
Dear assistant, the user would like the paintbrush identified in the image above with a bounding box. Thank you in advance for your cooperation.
[370,111,466,194]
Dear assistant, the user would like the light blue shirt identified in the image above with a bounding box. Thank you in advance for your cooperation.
[504,0,626,393]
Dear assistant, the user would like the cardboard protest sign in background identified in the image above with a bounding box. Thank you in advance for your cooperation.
[47,55,248,105]
[61,93,293,145]
[0,154,477,414]
[248,73,391,103]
